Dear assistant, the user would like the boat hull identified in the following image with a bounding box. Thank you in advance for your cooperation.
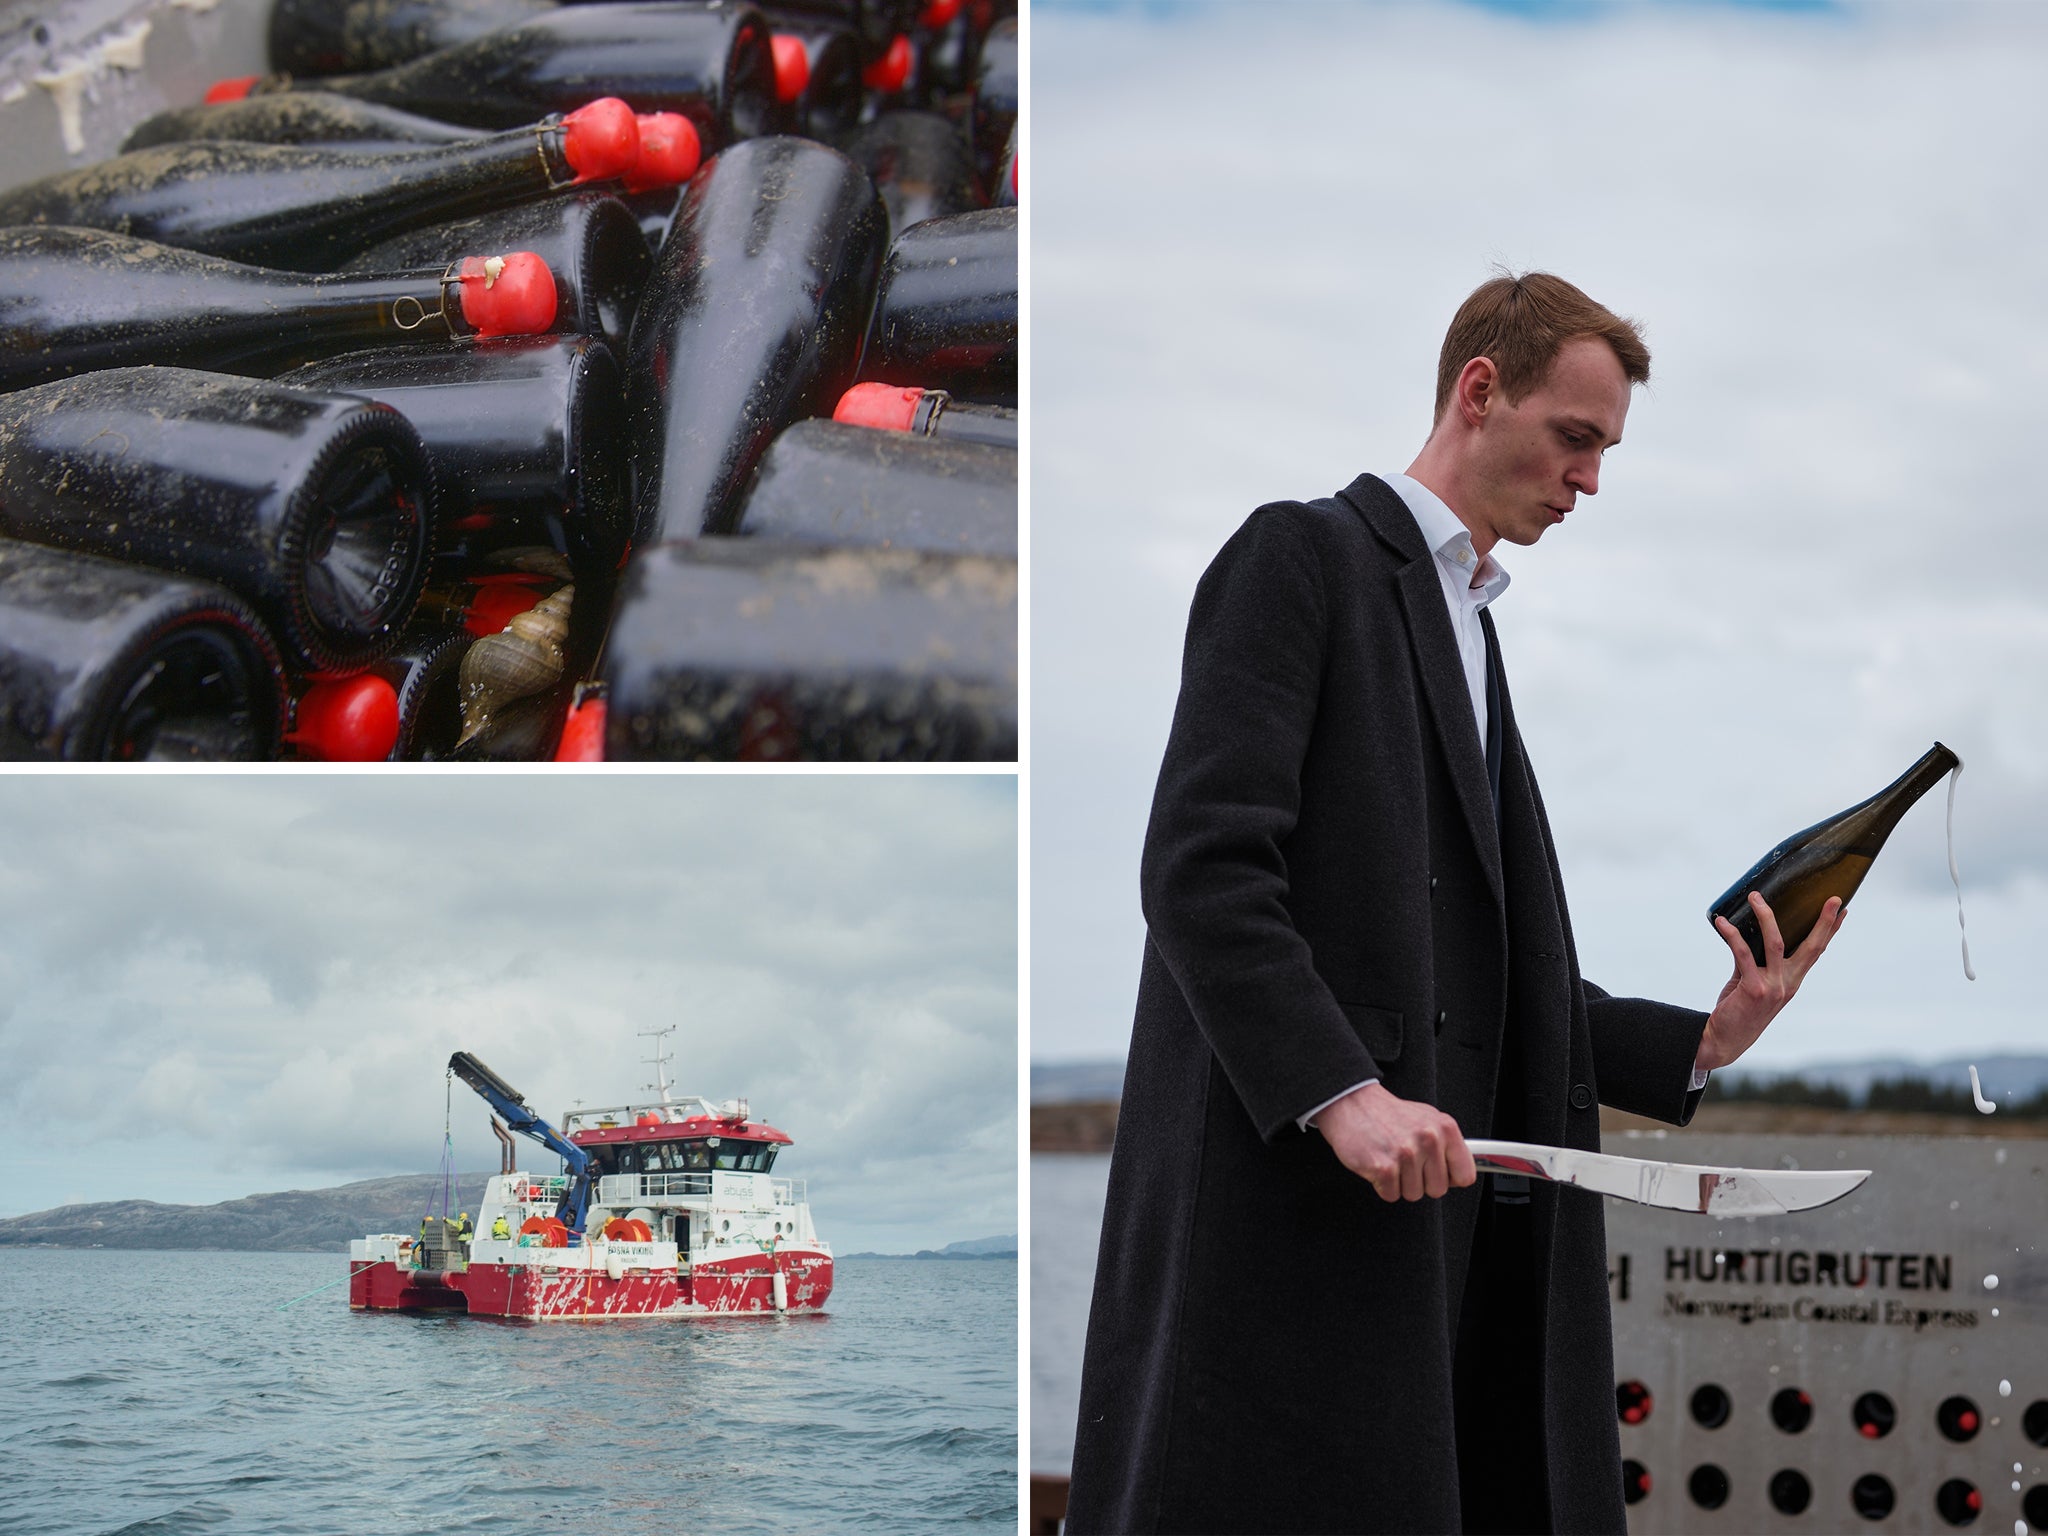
[349,1249,833,1320]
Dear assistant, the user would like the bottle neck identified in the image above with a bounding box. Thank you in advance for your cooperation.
[300,267,487,340]
[1854,742,1961,847]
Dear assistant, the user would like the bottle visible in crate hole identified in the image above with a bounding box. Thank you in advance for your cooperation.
[0,539,287,761]
[0,369,434,675]
[0,227,561,394]
[601,540,1016,761]
[860,206,1016,406]
[0,99,643,272]
[626,134,888,543]
[282,336,632,572]
[218,3,779,149]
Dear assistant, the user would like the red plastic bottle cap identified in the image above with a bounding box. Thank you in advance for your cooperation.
[919,0,964,28]
[1967,1490,1981,1511]
[292,675,400,761]
[463,581,546,638]
[454,251,558,338]
[770,35,811,104]
[1859,1422,1879,1438]
[834,381,925,432]
[555,694,608,761]
[623,112,701,193]
[560,97,640,184]
[204,75,259,104]
[862,34,913,93]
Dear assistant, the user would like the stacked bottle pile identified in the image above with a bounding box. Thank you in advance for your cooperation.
[0,0,1018,761]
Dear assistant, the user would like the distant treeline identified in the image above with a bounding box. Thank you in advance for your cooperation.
[1705,1074,2048,1118]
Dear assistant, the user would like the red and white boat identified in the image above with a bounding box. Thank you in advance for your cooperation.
[349,1039,833,1320]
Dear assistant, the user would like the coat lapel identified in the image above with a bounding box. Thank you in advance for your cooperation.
[1337,475,1505,910]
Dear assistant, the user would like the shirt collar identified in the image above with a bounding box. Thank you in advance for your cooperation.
[1380,472,1510,604]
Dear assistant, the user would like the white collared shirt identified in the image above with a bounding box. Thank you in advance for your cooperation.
[1297,474,1702,1131]
[1380,471,1509,753]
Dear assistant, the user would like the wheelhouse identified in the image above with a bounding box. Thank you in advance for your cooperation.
[563,1099,797,1176]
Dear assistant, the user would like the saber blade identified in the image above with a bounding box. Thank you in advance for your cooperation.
[1466,1139,1869,1217]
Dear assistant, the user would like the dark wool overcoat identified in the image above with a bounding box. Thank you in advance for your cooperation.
[1065,475,1711,1535]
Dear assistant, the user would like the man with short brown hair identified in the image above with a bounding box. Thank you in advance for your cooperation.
[1066,272,1840,1534]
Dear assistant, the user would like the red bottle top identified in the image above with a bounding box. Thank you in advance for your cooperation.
[555,693,608,761]
[622,112,701,193]
[835,381,925,432]
[461,578,548,638]
[559,97,640,183]
[862,35,913,94]
[770,35,811,105]
[453,252,558,338]
[291,674,401,760]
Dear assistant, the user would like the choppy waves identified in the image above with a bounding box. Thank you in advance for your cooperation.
[0,1251,1016,1535]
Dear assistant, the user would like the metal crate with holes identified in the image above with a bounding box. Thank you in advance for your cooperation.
[1605,1133,2045,1535]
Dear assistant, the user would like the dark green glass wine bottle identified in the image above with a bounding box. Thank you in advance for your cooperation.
[0,226,559,393]
[1708,742,1960,965]
[0,368,435,673]
[222,4,778,150]
[0,100,640,272]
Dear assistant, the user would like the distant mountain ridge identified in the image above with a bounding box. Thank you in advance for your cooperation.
[0,1173,491,1252]
[843,1236,1018,1259]
[0,1176,1009,1258]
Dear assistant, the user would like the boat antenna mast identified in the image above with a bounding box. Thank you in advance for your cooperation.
[640,1023,678,1108]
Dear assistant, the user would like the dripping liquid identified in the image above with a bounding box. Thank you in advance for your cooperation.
[1947,760,1975,981]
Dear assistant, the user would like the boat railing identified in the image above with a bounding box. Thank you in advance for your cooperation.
[592,1172,807,1207]
[600,1172,715,1205]
[563,1098,721,1133]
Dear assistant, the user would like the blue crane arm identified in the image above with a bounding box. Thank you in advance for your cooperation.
[448,1051,596,1234]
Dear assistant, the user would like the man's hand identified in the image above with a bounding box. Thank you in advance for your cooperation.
[1698,890,1845,1072]
[1316,1081,1477,1202]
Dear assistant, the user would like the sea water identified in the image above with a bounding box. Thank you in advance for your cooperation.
[0,1251,1015,1535]
[1030,1153,1112,1477]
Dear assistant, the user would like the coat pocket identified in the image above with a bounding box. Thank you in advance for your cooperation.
[1336,1001,1403,1063]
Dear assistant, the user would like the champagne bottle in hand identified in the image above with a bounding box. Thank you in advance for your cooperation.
[1709,742,1960,965]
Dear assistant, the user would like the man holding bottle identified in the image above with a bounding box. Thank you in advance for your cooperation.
[1065,272,1843,1535]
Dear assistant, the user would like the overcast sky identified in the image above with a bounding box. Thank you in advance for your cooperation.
[1032,0,2048,1075]
[0,776,1016,1254]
